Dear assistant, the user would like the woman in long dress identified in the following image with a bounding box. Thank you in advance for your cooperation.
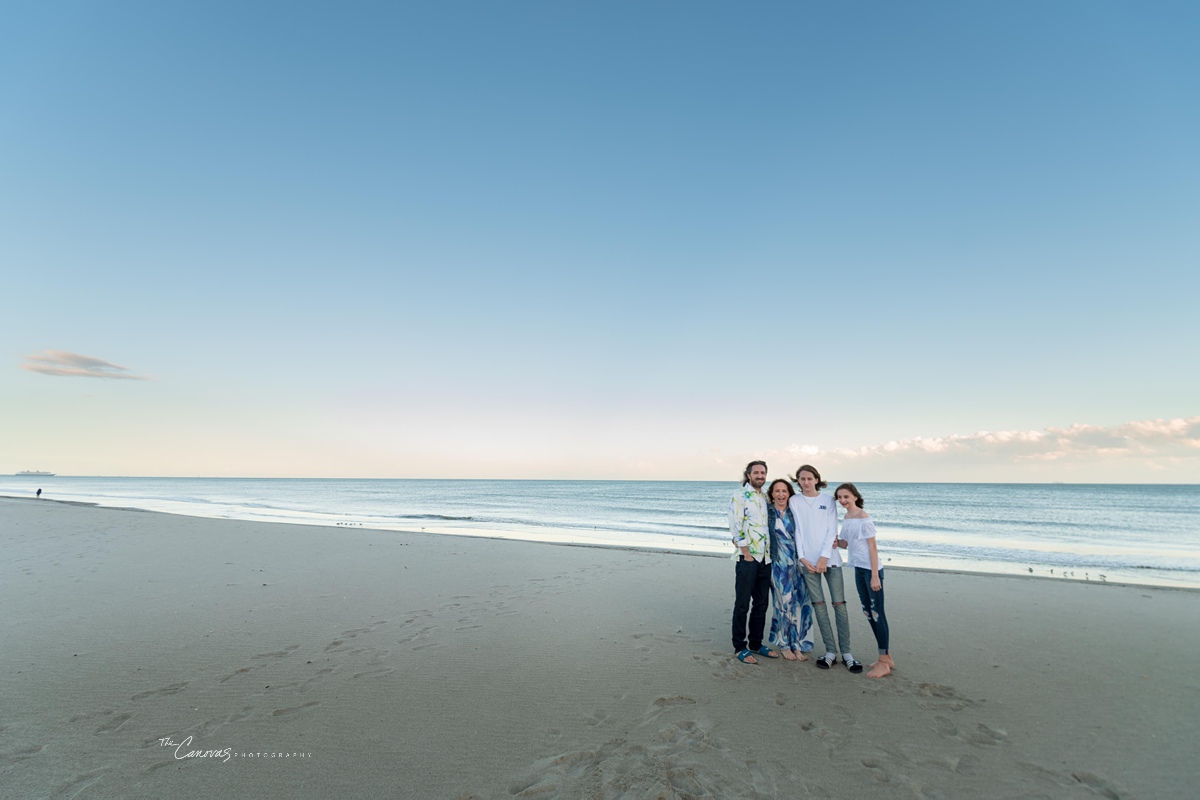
[766,478,812,661]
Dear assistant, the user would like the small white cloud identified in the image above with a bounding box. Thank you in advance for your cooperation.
[21,350,148,380]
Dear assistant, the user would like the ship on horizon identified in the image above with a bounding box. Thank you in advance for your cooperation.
[15,470,55,477]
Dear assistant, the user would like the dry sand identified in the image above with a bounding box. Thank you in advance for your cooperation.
[1,496,1196,799]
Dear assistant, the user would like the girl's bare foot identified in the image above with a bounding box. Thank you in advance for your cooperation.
[796,651,809,662]
[866,662,892,678]
[781,649,798,661]
[881,654,896,669]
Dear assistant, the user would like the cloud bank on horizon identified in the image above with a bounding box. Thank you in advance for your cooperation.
[761,416,1200,480]
[20,351,148,380]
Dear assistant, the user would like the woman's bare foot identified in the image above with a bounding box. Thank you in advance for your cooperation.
[796,651,809,662]
[881,654,896,669]
[781,649,798,661]
[866,662,892,678]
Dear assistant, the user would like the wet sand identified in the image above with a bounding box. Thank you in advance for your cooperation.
[1,497,1195,798]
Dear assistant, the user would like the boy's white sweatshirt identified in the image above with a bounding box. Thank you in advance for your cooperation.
[788,492,841,567]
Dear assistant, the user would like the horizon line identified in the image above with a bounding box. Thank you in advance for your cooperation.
[4,475,1199,487]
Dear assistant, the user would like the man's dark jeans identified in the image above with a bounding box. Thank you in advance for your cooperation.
[732,556,772,652]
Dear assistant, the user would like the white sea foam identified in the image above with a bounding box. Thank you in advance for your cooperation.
[3,477,1197,588]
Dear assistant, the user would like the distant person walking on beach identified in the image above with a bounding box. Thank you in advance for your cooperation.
[791,465,861,672]
[36,488,42,499]
[729,461,777,664]
[766,478,812,661]
[835,483,894,678]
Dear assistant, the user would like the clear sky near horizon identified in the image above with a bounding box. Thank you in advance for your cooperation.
[2,2,1198,481]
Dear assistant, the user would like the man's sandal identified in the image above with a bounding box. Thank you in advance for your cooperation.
[736,649,758,664]
[843,657,864,673]
[815,654,836,669]
[754,646,780,659]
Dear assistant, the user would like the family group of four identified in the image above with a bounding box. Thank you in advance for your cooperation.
[729,461,895,679]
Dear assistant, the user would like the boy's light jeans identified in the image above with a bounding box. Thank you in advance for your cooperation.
[802,566,850,655]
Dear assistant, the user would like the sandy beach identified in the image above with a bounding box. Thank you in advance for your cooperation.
[1,496,1195,799]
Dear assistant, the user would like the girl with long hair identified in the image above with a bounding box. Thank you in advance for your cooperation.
[834,482,894,678]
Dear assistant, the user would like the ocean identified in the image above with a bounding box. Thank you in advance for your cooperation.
[2,477,1197,589]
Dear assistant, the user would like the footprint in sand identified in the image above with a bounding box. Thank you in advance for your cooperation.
[652,696,696,709]
[934,715,1006,747]
[967,723,1007,746]
[396,626,437,645]
[939,752,979,775]
[584,710,611,727]
[131,682,189,701]
[655,720,711,750]
[196,706,254,736]
[299,667,337,693]
[1018,762,1128,798]
[702,652,752,681]
[219,667,255,684]
[913,682,976,712]
[94,712,134,734]
[652,695,700,724]
[933,716,959,738]
[271,701,319,717]
[142,706,255,748]
[254,644,300,659]
[859,757,891,783]
[0,744,44,766]
[351,667,394,680]
[1071,771,1128,798]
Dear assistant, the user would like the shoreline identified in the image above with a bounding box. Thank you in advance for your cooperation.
[6,476,1199,485]
[5,493,1197,594]
[2,498,1194,797]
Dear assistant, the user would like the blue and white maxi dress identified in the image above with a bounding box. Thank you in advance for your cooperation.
[768,505,814,652]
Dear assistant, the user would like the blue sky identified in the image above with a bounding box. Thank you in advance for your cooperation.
[2,2,1198,480]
